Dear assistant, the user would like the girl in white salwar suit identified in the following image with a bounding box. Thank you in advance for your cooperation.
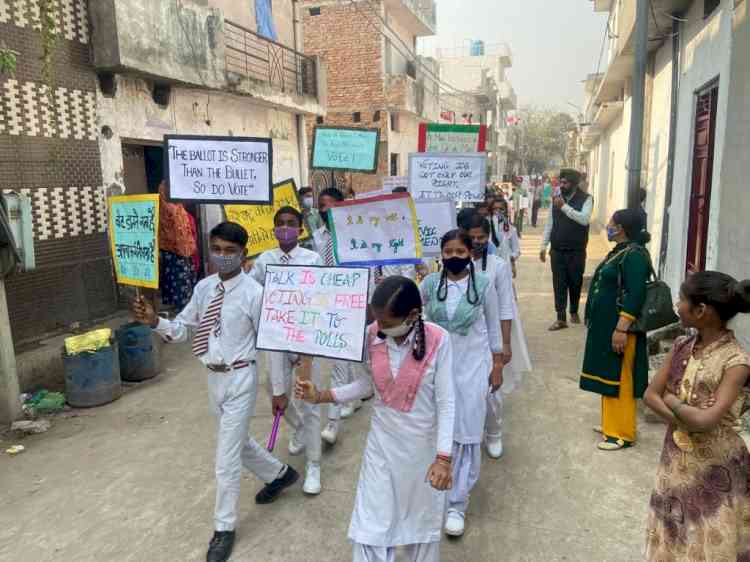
[489,200,533,376]
[296,277,455,562]
[419,230,504,538]
[465,215,516,460]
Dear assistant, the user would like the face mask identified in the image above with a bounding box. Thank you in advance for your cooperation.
[607,226,620,241]
[302,197,313,209]
[379,321,414,339]
[274,226,300,244]
[210,252,243,275]
[443,256,471,275]
[319,210,329,226]
[472,241,488,253]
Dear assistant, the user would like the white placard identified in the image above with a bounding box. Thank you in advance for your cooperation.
[257,265,370,362]
[414,199,457,257]
[165,135,273,204]
[329,193,422,267]
[408,152,487,202]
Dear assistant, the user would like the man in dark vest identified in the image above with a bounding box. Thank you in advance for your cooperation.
[539,168,593,331]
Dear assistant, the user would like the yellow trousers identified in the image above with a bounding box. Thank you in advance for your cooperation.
[601,334,637,443]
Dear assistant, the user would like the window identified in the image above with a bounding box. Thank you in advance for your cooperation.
[390,153,399,176]
[373,110,381,122]
[316,116,324,124]
[353,112,361,123]
[390,112,399,132]
[309,7,321,16]
[704,0,720,16]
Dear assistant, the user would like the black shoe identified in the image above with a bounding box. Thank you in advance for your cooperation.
[255,465,299,505]
[207,531,235,562]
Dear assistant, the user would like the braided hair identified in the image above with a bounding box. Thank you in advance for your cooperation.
[371,276,426,361]
[436,229,480,305]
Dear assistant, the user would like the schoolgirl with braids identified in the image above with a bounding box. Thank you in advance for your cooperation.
[464,214,525,461]
[419,229,504,538]
[296,276,455,562]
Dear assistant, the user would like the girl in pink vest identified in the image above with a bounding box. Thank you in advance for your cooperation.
[296,277,455,562]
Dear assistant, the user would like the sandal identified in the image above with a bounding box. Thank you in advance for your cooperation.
[597,437,633,451]
[592,425,603,434]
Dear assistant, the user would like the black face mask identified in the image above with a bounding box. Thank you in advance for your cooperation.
[472,241,488,254]
[443,256,471,275]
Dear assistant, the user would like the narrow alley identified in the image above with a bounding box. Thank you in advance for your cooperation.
[0,222,666,562]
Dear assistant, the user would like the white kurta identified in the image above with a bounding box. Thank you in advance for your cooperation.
[332,327,455,547]
[422,277,501,444]
[473,254,532,390]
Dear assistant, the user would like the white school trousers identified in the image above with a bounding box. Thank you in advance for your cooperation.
[485,390,504,438]
[447,442,481,515]
[328,360,359,420]
[353,543,440,562]
[207,364,285,532]
[265,351,322,464]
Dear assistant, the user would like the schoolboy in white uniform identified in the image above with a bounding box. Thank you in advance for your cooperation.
[133,222,299,562]
[251,206,324,495]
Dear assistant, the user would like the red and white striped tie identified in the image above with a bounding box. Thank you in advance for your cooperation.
[193,283,225,357]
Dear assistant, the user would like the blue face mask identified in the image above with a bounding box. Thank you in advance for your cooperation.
[607,226,620,241]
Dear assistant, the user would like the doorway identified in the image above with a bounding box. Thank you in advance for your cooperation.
[685,83,718,274]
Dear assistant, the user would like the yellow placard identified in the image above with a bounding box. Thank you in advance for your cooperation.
[108,194,160,289]
[225,179,310,257]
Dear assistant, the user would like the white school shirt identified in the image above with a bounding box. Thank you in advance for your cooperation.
[473,254,515,322]
[312,226,334,265]
[250,245,323,286]
[154,273,263,367]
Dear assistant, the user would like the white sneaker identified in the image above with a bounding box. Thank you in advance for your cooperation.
[486,435,504,459]
[321,421,339,445]
[288,432,305,456]
[303,463,321,495]
[445,510,465,537]
[340,404,355,419]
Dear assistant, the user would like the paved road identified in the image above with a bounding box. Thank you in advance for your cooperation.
[0,220,666,561]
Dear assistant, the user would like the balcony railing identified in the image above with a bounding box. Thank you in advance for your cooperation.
[224,20,317,98]
[401,0,436,31]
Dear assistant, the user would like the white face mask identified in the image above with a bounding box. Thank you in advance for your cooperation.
[379,321,414,338]
[302,197,314,209]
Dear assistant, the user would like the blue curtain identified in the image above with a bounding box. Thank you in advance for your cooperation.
[256,0,278,41]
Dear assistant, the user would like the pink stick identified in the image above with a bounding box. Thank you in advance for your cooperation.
[267,410,283,452]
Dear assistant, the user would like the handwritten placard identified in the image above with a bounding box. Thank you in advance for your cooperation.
[225,179,310,257]
[408,152,487,202]
[108,195,160,288]
[257,265,370,362]
[311,126,380,173]
[418,123,487,153]
[414,199,457,257]
[328,193,422,267]
[165,135,273,204]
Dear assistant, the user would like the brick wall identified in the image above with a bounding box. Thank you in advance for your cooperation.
[0,0,116,346]
[301,1,393,194]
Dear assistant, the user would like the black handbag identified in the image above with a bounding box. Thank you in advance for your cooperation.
[617,246,679,333]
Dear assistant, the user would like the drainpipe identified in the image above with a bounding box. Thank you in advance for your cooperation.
[658,15,682,278]
[292,0,307,186]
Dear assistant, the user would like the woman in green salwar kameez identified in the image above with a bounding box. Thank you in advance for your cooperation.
[580,209,650,451]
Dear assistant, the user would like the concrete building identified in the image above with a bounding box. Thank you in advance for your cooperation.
[298,0,440,193]
[0,0,326,409]
[437,43,517,181]
[580,0,750,344]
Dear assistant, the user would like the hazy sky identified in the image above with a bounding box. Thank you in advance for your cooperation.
[419,0,609,113]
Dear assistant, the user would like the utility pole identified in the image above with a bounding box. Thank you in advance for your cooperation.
[0,278,21,424]
[627,0,650,210]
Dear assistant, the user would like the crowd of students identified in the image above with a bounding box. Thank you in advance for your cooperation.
[131,180,750,562]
